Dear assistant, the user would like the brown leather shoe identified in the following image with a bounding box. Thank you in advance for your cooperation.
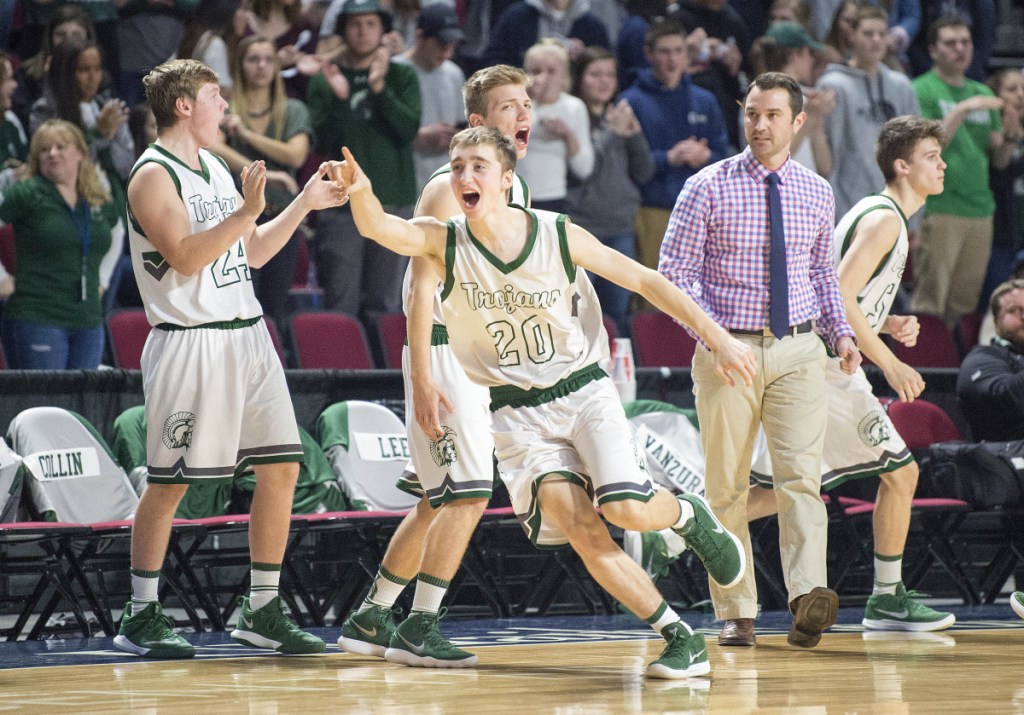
[718,618,756,646]
[788,586,839,648]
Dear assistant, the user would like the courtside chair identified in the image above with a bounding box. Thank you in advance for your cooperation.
[290,312,374,369]
[957,311,984,357]
[885,398,977,603]
[262,317,288,367]
[630,311,698,367]
[376,313,407,370]
[889,313,960,368]
[106,309,152,369]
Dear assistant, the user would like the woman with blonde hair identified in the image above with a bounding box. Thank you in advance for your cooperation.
[213,34,312,331]
[0,119,123,369]
[518,38,594,213]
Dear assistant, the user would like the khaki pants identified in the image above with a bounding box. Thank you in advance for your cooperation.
[692,331,829,619]
[910,212,993,328]
[633,207,672,311]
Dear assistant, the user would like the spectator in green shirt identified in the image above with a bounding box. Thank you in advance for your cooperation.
[0,119,123,369]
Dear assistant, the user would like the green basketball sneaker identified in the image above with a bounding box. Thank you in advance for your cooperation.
[623,531,677,581]
[113,601,196,659]
[1012,592,1024,620]
[384,609,478,668]
[230,596,326,654]
[645,623,711,679]
[673,493,745,588]
[338,605,399,657]
[862,583,956,632]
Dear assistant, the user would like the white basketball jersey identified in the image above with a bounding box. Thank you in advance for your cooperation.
[439,208,608,390]
[833,194,908,334]
[127,145,262,327]
[405,164,532,324]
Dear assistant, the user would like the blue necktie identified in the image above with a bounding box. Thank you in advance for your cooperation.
[766,172,789,339]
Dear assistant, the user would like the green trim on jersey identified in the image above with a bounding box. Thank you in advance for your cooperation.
[555,214,575,283]
[441,222,457,301]
[155,316,263,331]
[150,144,212,184]
[403,324,449,347]
[838,195,905,284]
[129,158,183,200]
[515,174,531,207]
[466,206,538,275]
[623,399,700,430]
[488,362,606,411]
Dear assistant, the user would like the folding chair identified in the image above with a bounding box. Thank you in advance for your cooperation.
[291,312,374,369]
[630,311,698,367]
[317,401,419,512]
[106,309,152,369]
[885,399,978,602]
[9,406,206,635]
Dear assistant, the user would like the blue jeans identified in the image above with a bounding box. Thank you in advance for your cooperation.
[592,234,636,338]
[5,319,105,369]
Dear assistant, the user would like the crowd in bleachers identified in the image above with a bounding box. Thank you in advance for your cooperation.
[0,0,1021,375]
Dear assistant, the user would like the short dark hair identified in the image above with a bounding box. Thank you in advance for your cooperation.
[875,115,945,183]
[644,20,686,49]
[449,126,517,174]
[991,278,1024,321]
[927,14,970,47]
[745,71,803,117]
[852,4,887,30]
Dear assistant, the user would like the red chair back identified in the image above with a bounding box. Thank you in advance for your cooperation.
[630,311,697,367]
[889,314,960,368]
[886,399,961,450]
[106,309,152,369]
[263,317,288,367]
[957,311,984,356]
[376,313,407,369]
[291,312,373,369]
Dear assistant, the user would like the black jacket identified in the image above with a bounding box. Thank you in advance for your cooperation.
[957,339,1024,441]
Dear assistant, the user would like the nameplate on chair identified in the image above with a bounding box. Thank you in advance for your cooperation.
[353,433,410,462]
[23,448,101,480]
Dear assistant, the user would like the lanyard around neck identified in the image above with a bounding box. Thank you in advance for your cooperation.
[65,198,91,302]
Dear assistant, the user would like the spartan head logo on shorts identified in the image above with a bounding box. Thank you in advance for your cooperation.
[857,410,890,447]
[162,411,196,449]
[429,426,458,467]
[631,438,648,473]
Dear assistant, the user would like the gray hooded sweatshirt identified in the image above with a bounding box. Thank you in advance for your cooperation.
[816,62,921,220]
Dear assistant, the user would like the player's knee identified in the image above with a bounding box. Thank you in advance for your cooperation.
[142,482,189,507]
[600,499,651,532]
[882,461,919,497]
[563,518,615,557]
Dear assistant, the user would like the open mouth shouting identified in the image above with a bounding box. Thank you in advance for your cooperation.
[514,127,530,150]
[462,191,481,209]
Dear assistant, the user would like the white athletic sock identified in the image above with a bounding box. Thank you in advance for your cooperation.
[130,568,160,616]
[411,573,450,615]
[250,563,281,610]
[873,553,902,596]
[361,567,411,610]
[646,602,692,636]
[673,498,695,530]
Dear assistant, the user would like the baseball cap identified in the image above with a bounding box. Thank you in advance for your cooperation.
[336,0,392,33]
[764,22,824,51]
[417,4,465,44]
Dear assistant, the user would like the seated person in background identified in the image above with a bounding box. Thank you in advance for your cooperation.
[957,278,1024,443]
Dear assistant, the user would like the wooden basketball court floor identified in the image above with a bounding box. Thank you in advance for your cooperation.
[2,604,1023,714]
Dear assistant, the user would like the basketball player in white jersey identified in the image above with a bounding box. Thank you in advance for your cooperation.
[743,116,955,638]
[338,65,544,667]
[336,127,757,679]
[112,59,347,659]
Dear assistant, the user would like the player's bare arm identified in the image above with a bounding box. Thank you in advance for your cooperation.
[565,222,756,387]
[339,146,448,265]
[836,209,924,402]
[128,159,264,276]
[246,162,348,268]
[408,255,452,439]
[408,172,460,440]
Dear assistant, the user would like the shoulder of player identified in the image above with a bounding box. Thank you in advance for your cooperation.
[849,205,902,248]
[415,173,460,219]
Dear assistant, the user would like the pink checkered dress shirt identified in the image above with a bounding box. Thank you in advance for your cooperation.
[659,147,853,349]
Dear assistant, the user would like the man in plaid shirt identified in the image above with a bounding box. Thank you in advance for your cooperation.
[659,72,860,650]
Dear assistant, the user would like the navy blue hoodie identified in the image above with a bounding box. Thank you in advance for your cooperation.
[620,68,728,210]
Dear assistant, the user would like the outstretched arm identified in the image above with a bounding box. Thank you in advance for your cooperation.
[335,146,447,260]
[567,222,756,387]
